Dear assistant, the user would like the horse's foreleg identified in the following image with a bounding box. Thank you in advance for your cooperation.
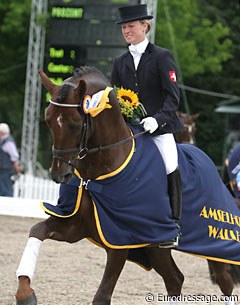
[15,212,88,305]
[15,237,41,305]
[16,237,42,283]
[15,276,37,305]
[92,248,128,305]
[15,220,53,305]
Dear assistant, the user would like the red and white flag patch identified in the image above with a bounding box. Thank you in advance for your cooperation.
[169,71,177,82]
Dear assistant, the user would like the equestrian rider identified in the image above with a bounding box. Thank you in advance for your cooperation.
[111,4,183,248]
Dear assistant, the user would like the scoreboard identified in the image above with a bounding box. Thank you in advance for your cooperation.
[46,0,141,87]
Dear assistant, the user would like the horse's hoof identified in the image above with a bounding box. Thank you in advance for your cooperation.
[16,292,37,305]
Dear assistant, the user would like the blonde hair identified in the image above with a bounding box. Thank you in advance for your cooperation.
[140,20,151,34]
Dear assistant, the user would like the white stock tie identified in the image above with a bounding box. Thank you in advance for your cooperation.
[128,45,144,69]
[129,45,142,58]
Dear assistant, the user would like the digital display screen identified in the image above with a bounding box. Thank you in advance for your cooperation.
[46,46,84,81]
[51,6,84,19]
[45,0,139,98]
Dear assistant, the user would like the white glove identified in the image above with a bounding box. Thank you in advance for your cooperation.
[141,117,158,133]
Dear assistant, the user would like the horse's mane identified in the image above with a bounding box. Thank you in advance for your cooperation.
[74,66,102,77]
[56,84,71,104]
[74,66,110,84]
[56,66,110,104]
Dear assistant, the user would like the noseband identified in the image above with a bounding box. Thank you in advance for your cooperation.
[49,98,93,161]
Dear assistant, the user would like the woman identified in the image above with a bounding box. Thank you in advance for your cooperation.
[111,4,183,248]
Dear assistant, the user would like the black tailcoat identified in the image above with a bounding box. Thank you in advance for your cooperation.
[111,42,183,135]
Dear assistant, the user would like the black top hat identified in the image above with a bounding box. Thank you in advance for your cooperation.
[116,4,153,24]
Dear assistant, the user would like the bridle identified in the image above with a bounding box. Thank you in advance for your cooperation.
[49,98,147,163]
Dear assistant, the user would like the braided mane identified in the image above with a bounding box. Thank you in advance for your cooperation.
[74,66,110,84]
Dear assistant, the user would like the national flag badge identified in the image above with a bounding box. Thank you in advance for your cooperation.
[169,71,177,82]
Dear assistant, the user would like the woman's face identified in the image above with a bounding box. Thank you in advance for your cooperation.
[121,20,147,45]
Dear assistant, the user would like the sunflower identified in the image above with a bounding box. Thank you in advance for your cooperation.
[114,86,147,123]
[117,87,139,107]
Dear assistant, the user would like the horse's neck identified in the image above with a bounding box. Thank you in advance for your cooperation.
[77,113,132,180]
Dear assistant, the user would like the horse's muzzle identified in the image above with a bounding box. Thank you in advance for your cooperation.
[49,161,73,184]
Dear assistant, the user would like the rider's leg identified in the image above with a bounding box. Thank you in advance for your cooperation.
[153,134,182,247]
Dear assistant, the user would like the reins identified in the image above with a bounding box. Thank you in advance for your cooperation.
[52,129,148,161]
[76,129,147,159]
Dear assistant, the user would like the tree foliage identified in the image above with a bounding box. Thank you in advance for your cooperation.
[156,0,232,78]
[0,0,31,147]
[156,0,238,165]
[0,0,239,168]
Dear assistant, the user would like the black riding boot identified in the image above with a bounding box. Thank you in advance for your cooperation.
[158,167,182,248]
[167,167,182,224]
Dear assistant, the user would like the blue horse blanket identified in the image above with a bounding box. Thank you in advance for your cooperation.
[41,127,240,266]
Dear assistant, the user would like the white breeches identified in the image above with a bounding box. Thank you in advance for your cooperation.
[153,133,178,175]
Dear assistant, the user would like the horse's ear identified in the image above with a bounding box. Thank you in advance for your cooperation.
[75,79,86,99]
[38,70,58,94]
[192,113,200,120]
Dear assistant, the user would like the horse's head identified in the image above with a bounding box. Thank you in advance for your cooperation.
[39,66,128,183]
[175,112,200,144]
[39,70,88,182]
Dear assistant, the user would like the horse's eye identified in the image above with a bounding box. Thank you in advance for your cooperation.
[69,124,80,131]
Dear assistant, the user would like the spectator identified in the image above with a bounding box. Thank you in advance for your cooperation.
[0,123,21,196]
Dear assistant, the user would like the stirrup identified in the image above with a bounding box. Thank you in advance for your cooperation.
[158,234,180,249]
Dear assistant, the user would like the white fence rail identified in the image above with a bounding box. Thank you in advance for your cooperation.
[13,174,60,201]
[0,196,49,219]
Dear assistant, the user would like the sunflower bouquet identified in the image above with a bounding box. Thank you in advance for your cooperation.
[115,87,147,124]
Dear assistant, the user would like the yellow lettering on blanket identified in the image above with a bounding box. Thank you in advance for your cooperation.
[208,225,240,242]
[200,205,240,228]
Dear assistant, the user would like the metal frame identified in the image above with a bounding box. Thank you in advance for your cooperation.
[141,0,158,43]
[21,0,157,176]
[21,0,48,174]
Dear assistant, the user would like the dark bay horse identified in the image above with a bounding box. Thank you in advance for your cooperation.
[15,66,238,305]
[174,111,200,145]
